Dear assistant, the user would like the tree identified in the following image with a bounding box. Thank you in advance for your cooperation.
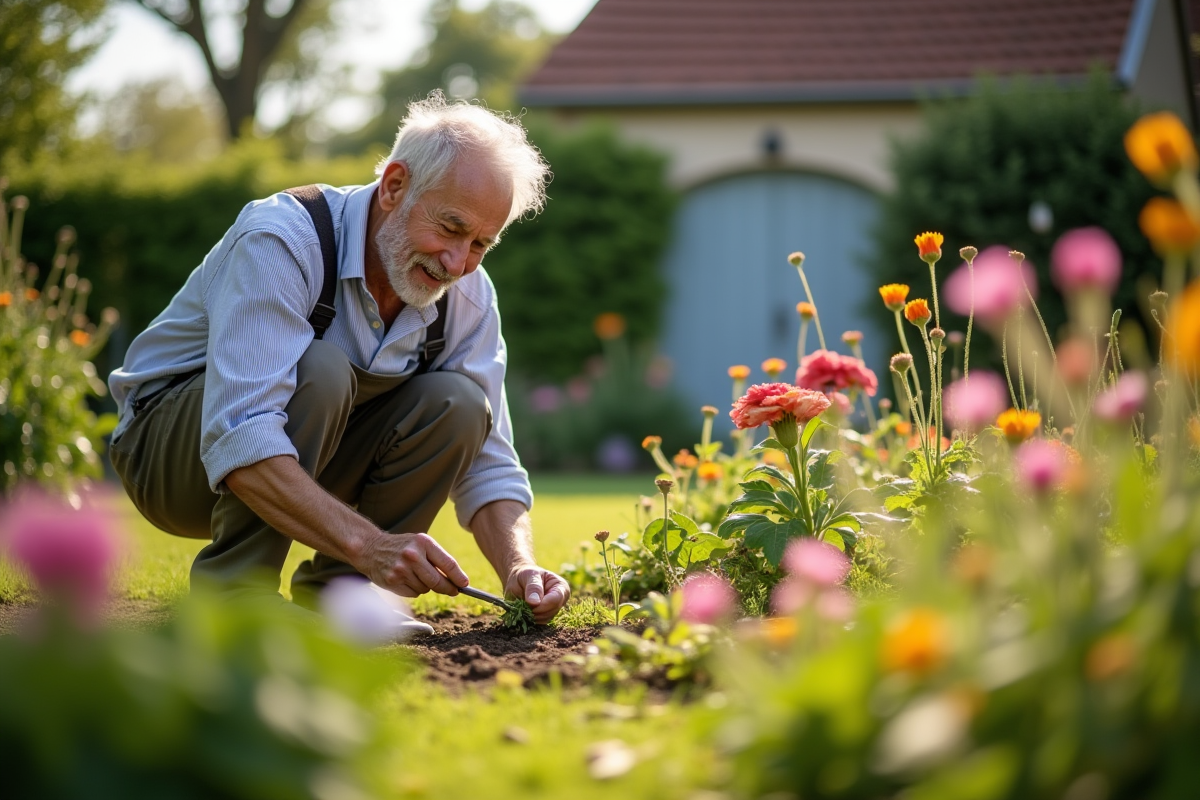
[131,0,335,140]
[330,0,552,156]
[0,0,108,164]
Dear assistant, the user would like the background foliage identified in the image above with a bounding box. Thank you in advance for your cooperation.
[866,75,1158,366]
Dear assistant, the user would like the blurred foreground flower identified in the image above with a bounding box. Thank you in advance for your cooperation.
[321,577,432,645]
[1014,439,1069,493]
[679,572,737,625]
[592,312,626,340]
[943,245,1037,327]
[1166,281,1200,371]
[997,408,1041,442]
[1093,371,1148,422]
[943,372,1008,432]
[1051,227,1122,295]
[1139,197,1200,256]
[882,608,948,676]
[1124,111,1197,186]
[1,489,121,626]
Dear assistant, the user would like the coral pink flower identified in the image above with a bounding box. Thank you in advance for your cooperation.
[1014,439,1068,493]
[943,372,1009,432]
[783,538,851,586]
[795,349,879,396]
[730,382,831,429]
[1,490,121,624]
[944,245,1036,327]
[679,572,737,625]
[1051,227,1122,295]
[1093,371,1148,421]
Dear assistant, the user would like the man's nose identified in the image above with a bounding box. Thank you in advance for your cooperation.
[440,239,471,277]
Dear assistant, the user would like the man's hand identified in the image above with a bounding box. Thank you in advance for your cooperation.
[358,532,470,598]
[505,565,571,624]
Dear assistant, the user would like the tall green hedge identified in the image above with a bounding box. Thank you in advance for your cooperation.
[7,123,674,384]
[865,75,1159,366]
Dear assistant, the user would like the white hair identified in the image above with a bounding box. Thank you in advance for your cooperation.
[375,92,550,228]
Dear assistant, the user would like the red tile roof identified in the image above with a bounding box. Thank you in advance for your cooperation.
[522,0,1142,106]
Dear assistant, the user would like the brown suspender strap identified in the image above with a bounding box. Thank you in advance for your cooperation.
[285,185,338,339]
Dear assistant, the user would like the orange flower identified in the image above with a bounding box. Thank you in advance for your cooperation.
[762,616,798,647]
[697,461,723,481]
[1168,282,1200,372]
[904,298,931,327]
[728,365,751,380]
[673,449,699,469]
[879,283,910,312]
[641,435,662,451]
[881,608,947,676]
[593,312,626,340]
[996,408,1041,442]
[761,357,787,377]
[0,291,11,308]
[1125,111,1197,186]
[914,231,944,264]
[1085,632,1137,681]
[796,301,816,319]
[25,288,39,302]
[894,421,912,437]
[1139,197,1200,256]
[69,330,91,347]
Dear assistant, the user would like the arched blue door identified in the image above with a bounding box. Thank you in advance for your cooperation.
[659,171,884,426]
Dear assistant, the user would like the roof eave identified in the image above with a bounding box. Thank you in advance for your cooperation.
[519,73,1116,109]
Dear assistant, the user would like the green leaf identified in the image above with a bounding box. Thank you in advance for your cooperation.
[751,437,788,453]
[746,465,793,486]
[885,494,915,512]
[739,479,777,493]
[717,512,768,538]
[744,518,792,567]
[825,513,862,532]
[801,417,830,448]
[807,449,843,490]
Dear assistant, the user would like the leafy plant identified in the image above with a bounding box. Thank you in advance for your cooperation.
[500,597,536,633]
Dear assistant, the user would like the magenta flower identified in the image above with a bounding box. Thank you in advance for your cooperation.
[1014,439,1068,493]
[1,490,121,624]
[1051,227,1122,295]
[1093,371,1148,422]
[944,246,1036,327]
[796,349,879,396]
[943,372,1008,432]
[783,538,851,587]
[679,572,737,625]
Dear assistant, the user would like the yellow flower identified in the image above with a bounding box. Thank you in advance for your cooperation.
[881,608,947,676]
[592,312,626,340]
[1139,197,1200,256]
[697,461,723,481]
[879,283,910,312]
[1125,112,1197,186]
[761,357,787,377]
[904,298,931,327]
[728,365,751,380]
[914,231,944,264]
[1167,281,1200,372]
[996,408,1041,442]
[69,330,91,347]
[796,302,816,319]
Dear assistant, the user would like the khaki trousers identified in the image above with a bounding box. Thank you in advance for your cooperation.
[110,339,492,601]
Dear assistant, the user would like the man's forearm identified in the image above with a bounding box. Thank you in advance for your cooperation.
[468,499,537,584]
[224,454,379,566]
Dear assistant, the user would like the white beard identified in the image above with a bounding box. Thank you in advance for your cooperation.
[374,209,457,308]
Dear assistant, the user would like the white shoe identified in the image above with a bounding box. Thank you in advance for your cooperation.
[321,577,434,644]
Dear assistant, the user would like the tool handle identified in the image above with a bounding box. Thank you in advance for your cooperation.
[458,584,511,610]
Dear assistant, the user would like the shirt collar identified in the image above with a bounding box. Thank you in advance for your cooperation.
[339,181,377,282]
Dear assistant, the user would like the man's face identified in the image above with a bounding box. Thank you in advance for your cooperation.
[375,156,513,308]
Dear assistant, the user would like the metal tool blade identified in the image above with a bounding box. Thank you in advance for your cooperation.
[457,584,513,611]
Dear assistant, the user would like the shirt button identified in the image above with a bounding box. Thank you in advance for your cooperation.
[371,321,381,330]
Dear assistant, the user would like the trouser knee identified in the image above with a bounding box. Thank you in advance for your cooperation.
[286,339,356,474]
[389,371,492,460]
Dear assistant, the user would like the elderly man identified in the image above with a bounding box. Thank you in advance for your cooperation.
[107,95,569,627]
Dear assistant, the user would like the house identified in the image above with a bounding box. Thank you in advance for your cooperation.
[518,0,1197,418]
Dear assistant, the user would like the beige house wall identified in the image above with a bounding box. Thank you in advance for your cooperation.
[551,104,926,193]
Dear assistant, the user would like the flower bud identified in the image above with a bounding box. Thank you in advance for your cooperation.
[930,327,946,342]
[1008,250,1026,264]
[641,435,662,451]
[841,330,863,346]
[1150,290,1168,310]
[890,353,914,373]
[959,245,978,262]
[11,195,28,211]
[700,405,718,418]
[879,397,893,412]
[787,251,805,267]
[594,530,610,543]
[655,478,674,496]
[57,226,77,246]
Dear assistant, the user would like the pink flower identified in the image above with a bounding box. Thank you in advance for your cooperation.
[783,538,851,586]
[529,385,562,414]
[1014,439,1068,493]
[795,349,879,396]
[829,391,853,416]
[943,372,1008,431]
[1093,371,1147,421]
[944,246,1036,327]
[730,382,831,429]
[1051,227,1122,295]
[679,572,737,625]
[1,490,121,624]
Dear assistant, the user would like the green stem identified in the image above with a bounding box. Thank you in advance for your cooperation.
[920,327,941,473]
[1017,307,1027,410]
[928,261,941,330]
[796,267,826,350]
[785,438,816,534]
[798,321,809,363]
[1002,321,1019,409]
[894,311,925,410]
[899,374,934,479]
[964,261,975,381]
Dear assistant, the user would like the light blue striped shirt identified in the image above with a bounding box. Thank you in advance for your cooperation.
[109,182,533,527]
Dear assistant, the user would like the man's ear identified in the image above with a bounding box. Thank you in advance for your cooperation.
[378,161,410,212]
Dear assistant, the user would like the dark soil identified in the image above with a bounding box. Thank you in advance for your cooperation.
[405,608,604,693]
[0,599,604,694]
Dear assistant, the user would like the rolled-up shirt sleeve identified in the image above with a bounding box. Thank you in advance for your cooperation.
[442,279,533,527]
[199,227,318,492]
